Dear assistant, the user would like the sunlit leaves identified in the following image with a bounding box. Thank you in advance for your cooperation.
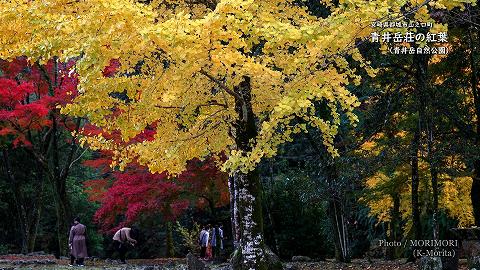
[0,0,475,174]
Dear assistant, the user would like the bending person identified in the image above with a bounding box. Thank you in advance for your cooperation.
[112,227,138,264]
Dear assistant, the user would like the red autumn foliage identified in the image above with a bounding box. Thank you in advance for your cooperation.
[81,121,157,145]
[0,57,79,147]
[178,156,230,209]
[82,150,115,174]
[102,59,121,77]
[87,168,190,233]
[84,154,229,232]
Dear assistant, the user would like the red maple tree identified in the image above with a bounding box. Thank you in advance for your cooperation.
[0,58,78,147]
[84,154,229,232]
[0,57,83,255]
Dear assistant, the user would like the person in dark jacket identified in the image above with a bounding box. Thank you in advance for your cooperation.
[69,217,88,266]
[210,224,218,259]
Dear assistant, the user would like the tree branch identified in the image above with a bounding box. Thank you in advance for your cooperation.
[198,69,248,122]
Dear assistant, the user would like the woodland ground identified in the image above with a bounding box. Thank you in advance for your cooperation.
[0,256,472,270]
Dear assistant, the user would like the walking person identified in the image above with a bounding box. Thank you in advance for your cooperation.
[198,225,209,260]
[112,227,138,264]
[69,217,88,266]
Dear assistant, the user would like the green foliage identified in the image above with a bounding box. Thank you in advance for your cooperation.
[263,172,332,259]
[0,244,9,255]
[175,221,201,255]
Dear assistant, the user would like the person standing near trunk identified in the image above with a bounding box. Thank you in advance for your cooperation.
[112,227,138,264]
[198,225,209,260]
[218,224,224,251]
[69,217,88,266]
[210,225,218,259]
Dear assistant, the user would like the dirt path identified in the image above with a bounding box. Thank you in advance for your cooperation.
[0,255,471,270]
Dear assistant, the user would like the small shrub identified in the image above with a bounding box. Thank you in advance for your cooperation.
[175,221,201,255]
[0,244,9,255]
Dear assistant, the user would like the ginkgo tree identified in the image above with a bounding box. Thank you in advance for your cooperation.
[0,0,475,268]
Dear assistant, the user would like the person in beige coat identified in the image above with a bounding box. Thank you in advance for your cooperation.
[69,217,88,266]
[112,227,138,264]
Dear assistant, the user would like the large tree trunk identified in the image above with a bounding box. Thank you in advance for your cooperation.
[411,129,422,241]
[52,67,71,257]
[38,58,72,257]
[412,51,430,242]
[430,151,440,240]
[424,100,439,242]
[467,24,480,226]
[232,171,268,270]
[1,149,28,253]
[417,46,439,239]
[407,129,422,263]
[387,193,401,260]
[407,52,430,262]
[230,76,279,270]
[53,177,71,257]
[27,162,45,252]
[27,205,42,252]
[473,161,480,226]
[166,221,175,257]
[1,148,45,253]
[51,119,72,257]
[228,175,241,249]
